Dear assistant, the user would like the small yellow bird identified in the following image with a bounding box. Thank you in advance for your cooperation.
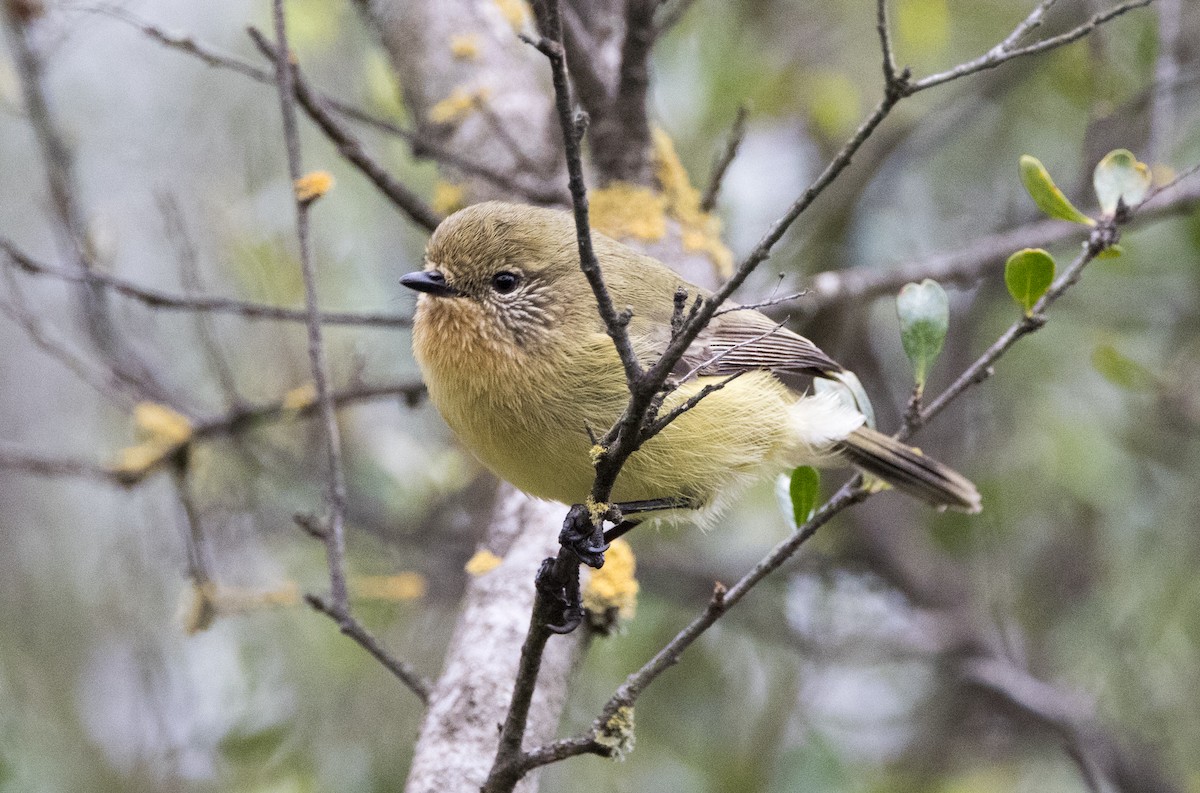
[403,202,980,535]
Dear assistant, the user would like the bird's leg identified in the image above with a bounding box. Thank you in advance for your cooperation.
[535,557,583,634]
[545,497,694,634]
[560,497,694,567]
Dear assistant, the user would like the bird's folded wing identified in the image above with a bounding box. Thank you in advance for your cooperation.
[681,309,844,379]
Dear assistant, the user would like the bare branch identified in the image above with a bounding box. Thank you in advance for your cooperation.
[247,27,442,232]
[523,8,644,387]
[157,193,244,406]
[1146,0,1181,162]
[1,239,412,328]
[83,4,563,204]
[799,174,1200,315]
[270,0,349,611]
[0,442,117,480]
[171,451,215,587]
[588,0,657,184]
[3,3,170,401]
[699,105,748,213]
[307,594,432,704]
[0,273,140,406]
[912,0,1154,92]
[876,0,901,86]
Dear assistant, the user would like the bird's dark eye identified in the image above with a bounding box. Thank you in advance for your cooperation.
[491,271,520,294]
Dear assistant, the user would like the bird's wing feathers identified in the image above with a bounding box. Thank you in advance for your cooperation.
[678,307,844,379]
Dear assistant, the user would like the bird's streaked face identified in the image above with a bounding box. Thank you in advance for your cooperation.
[402,203,581,353]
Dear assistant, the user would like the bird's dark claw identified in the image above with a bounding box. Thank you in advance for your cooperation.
[558,503,609,569]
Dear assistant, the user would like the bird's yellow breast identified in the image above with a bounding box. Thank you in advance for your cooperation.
[412,294,796,512]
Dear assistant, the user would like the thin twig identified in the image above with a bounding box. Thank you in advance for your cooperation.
[995,0,1060,53]
[912,0,1154,92]
[713,289,809,316]
[157,193,245,406]
[699,105,748,213]
[0,272,140,406]
[171,451,214,587]
[3,3,169,402]
[307,594,432,703]
[0,381,425,486]
[644,371,745,438]
[248,27,443,233]
[876,0,901,85]
[271,0,349,612]
[80,4,562,204]
[797,173,1200,316]
[0,443,117,480]
[0,239,412,328]
[522,13,643,386]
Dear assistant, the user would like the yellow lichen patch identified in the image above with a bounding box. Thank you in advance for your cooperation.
[181,581,301,633]
[493,0,531,31]
[282,383,318,412]
[583,537,638,623]
[352,573,427,601]
[449,33,481,61]
[595,704,636,759]
[589,182,668,242]
[432,180,467,215]
[585,496,610,525]
[652,128,734,277]
[135,402,193,446]
[294,170,334,203]
[111,402,193,480]
[465,549,503,575]
[110,442,172,481]
[428,86,489,126]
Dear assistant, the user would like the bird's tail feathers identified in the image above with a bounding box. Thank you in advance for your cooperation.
[836,426,981,514]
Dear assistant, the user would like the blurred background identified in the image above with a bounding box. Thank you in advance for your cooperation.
[2,0,1199,790]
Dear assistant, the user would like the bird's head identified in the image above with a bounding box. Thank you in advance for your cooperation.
[403,202,592,351]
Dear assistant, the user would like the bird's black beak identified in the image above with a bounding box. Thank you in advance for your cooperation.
[401,269,460,298]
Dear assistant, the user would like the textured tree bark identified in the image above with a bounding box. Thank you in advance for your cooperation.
[404,486,581,793]
[351,5,584,790]
[356,0,562,203]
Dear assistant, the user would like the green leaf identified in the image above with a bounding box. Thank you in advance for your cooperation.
[1019,155,1095,226]
[1093,148,1151,216]
[1091,344,1156,391]
[896,279,949,391]
[789,466,820,526]
[1096,243,1125,259]
[1004,248,1056,314]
